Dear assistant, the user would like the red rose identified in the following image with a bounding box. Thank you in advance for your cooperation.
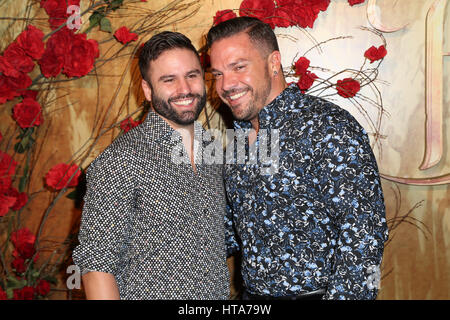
[46,27,74,57]
[35,280,51,296]
[294,56,310,75]
[0,287,7,300]
[16,25,45,60]
[302,0,330,13]
[38,23,98,79]
[62,34,99,78]
[348,0,365,6]
[11,256,26,274]
[0,193,16,217]
[364,45,387,63]
[297,71,317,93]
[336,78,360,98]
[0,56,21,78]
[3,42,35,74]
[213,9,237,25]
[11,227,36,259]
[0,176,12,194]
[120,117,140,133]
[0,75,21,104]
[114,26,139,45]
[41,0,81,29]
[13,286,34,300]
[5,187,28,211]
[0,150,17,177]
[239,0,276,27]
[4,71,33,93]
[290,4,318,28]
[38,28,74,78]
[39,47,64,78]
[22,90,38,100]
[45,163,81,190]
[271,6,293,28]
[0,151,17,201]
[12,98,43,129]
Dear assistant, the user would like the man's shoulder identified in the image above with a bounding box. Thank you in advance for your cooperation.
[88,125,152,173]
[293,93,365,133]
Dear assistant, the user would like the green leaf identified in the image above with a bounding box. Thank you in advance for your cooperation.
[19,176,28,192]
[20,135,30,149]
[43,275,58,285]
[110,0,123,10]
[66,189,78,200]
[15,135,35,153]
[87,11,105,32]
[31,271,41,282]
[7,276,27,289]
[100,17,112,33]
[14,141,25,154]
[6,287,14,299]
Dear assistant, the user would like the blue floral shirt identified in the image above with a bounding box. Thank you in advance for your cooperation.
[224,84,389,300]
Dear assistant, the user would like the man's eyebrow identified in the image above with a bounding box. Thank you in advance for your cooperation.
[158,69,202,81]
[158,74,176,81]
[211,59,249,73]
[186,68,202,76]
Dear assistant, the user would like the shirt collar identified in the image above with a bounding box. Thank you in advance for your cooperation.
[233,83,300,130]
[141,109,203,145]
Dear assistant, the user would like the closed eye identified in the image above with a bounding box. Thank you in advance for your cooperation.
[234,64,246,72]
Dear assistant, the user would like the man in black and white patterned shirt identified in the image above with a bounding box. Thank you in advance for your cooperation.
[72,31,230,299]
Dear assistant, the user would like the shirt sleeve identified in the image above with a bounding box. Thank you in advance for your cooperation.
[72,149,135,277]
[318,112,389,300]
[223,169,240,258]
[224,202,240,258]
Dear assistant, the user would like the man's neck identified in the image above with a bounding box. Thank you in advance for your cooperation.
[250,78,288,133]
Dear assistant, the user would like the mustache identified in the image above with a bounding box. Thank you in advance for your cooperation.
[168,93,201,102]
[221,87,251,99]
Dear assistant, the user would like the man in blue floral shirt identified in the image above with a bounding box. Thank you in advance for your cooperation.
[207,17,389,300]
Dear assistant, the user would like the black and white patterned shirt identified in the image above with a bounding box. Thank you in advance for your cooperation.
[73,111,230,299]
[224,84,389,299]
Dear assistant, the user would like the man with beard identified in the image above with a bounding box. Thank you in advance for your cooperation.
[73,31,230,299]
[208,17,389,300]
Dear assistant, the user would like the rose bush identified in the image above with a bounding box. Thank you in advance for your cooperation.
[39,28,99,78]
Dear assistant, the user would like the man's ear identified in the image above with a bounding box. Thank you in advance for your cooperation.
[141,79,152,102]
[268,50,282,76]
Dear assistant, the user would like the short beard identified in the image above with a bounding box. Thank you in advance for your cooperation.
[222,67,272,122]
[151,89,206,125]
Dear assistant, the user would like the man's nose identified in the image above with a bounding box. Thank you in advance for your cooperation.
[176,78,191,95]
[221,72,238,92]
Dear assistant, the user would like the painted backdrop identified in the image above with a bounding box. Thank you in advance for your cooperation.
[0,0,448,299]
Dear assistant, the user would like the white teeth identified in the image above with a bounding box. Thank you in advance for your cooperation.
[229,91,247,100]
[173,99,194,106]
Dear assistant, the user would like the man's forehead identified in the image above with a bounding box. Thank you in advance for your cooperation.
[148,48,201,74]
[212,32,268,56]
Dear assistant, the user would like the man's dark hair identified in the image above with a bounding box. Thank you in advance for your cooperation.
[206,17,279,57]
[139,31,200,83]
